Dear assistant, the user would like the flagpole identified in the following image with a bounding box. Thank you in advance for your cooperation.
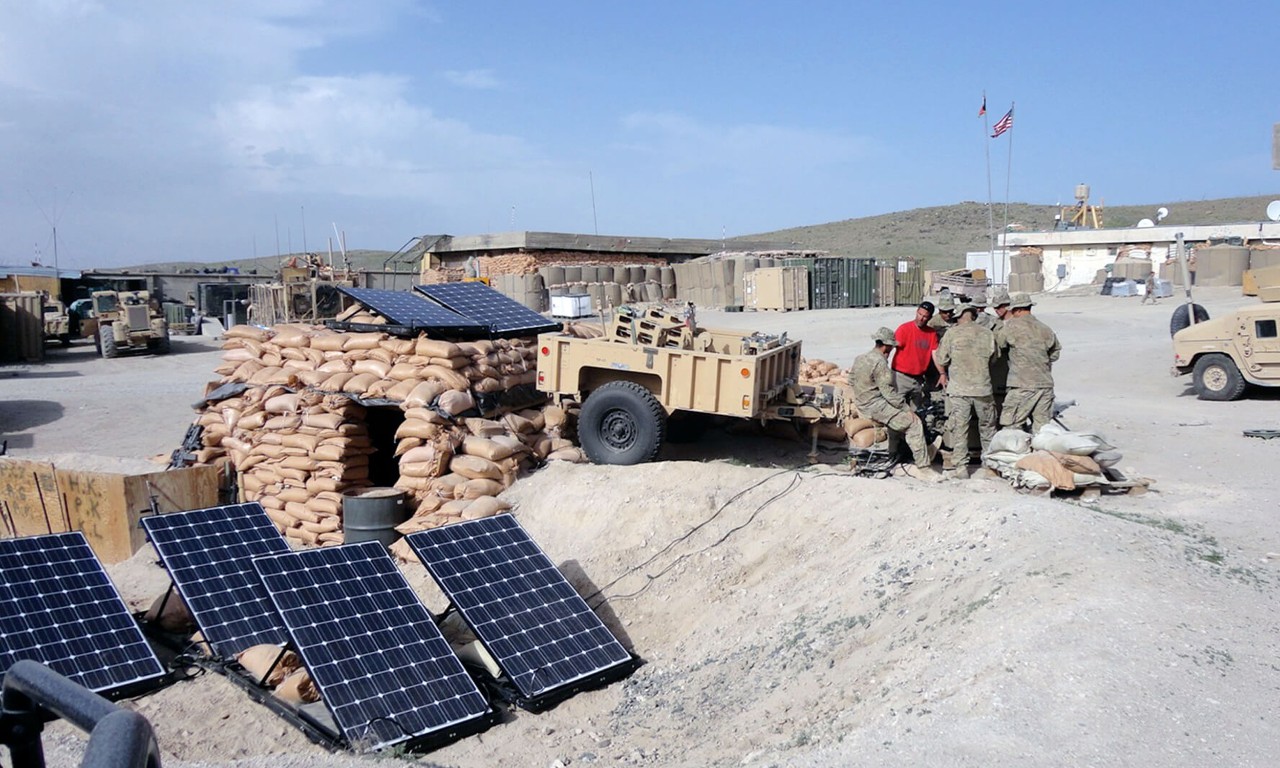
[983,91,995,264]
[1001,102,1015,284]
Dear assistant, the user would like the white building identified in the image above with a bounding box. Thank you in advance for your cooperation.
[998,221,1280,292]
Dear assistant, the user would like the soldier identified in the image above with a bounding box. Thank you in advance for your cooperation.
[933,305,997,477]
[995,293,1062,434]
[990,288,1011,324]
[971,293,999,332]
[850,327,941,481]
[928,294,957,340]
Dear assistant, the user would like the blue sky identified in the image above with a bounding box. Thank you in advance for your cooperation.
[1,1,1276,268]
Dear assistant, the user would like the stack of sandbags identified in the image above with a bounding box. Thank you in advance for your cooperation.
[798,358,846,385]
[982,425,1121,491]
[795,358,887,447]
[237,645,320,705]
[195,323,584,550]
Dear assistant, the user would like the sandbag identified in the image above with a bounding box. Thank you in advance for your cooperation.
[352,359,391,378]
[547,447,586,462]
[1092,449,1123,468]
[274,668,321,704]
[421,365,470,391]
[403,380,447,409]
[144,591,195,633]
[237,645,301,687]
[416,338,462,359]
[342,373,380,394]
[988,428,1033,455]
[437,389,475,416]
[396,419,442,440]
[342,332,384,351]
[543,405,566,429]
[450,454,503,480]
[462,436,516,461]
[463,495,511,518]
[1051,451,1102,475]
[850,427,887,448]
[456,478,505,500]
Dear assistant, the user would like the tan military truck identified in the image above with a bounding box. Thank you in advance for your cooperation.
[88,289,171,358]
[42,297,73,346]
[1172,294,1280,400]
[536,306,844,464]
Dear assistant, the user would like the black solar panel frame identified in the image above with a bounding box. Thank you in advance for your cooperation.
[0,532,166,699]
[414,282,561,337]
[406,517,639,711]
[336,286,488,337]
[252,541,497,752]
[140,503,291,659]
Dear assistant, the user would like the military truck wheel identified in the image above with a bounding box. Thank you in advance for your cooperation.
[58,333,71,347]
[99,325,118,359]
[1169,303,1209,337]
[579,381,666,465]
[1192,353,1246,401]
[150,328,171,354]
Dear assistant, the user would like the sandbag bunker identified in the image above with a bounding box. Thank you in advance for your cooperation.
[0,505,640,754]
[184,283,590,554]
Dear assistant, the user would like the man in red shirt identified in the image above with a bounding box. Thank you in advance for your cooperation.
[891,301,943,408]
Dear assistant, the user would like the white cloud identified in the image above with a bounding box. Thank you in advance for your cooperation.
[442,69,501,90]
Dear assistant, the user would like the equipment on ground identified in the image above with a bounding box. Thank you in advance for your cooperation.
[536,306,845,465]
[89,290,170,358]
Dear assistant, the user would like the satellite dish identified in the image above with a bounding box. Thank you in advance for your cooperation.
[1267,200,1280,222]
[1156,207,1169,223]
[1137,218,1155,228]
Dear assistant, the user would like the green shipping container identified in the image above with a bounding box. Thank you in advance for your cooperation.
[782,257,878,309]
[893,259,924,306]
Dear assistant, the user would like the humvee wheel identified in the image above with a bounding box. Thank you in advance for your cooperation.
[1170,303,1209,337]
[579,381,666,465]
[1193,353,1246,401]
[98,324,118,359]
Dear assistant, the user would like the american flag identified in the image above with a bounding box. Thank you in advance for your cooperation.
[991,108,1014,138]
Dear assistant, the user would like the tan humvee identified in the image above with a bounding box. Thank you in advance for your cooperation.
[1172,293,1280,400]
[536,306,844,464]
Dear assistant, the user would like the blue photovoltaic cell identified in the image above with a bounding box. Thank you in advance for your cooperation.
[140,503,290,658]
[253,542,493,750]
[338,286,486,332]
[414,282,561,336]
[0,532,165,696]
[407,516,633,703]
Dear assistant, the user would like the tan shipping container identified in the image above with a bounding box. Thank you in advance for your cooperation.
[744,267,809,311]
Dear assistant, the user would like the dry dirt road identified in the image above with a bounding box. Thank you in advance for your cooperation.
[3,286,1279,768]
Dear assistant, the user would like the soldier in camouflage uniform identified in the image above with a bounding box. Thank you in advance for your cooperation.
[990,288,1011,324]
[971,293,999,332]
[850,327,940,481]
[933,305,997,476]
[995,292,1062,434]
[982,288,1010,419]
[928,294,957,341]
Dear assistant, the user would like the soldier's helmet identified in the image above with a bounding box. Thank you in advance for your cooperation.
[971,293,988,308]
[958,304,979,318]
[1009,292,1034,309]
[937,295,957,312]
[873,327,900,346]
[990,288,1011,307]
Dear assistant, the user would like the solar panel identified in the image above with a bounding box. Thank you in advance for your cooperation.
[0,532,166,697]
[337,287,486,334]
[415,282,561,337]
[253,542,494,751]
[406,516,637,708]
[140,503,291,659]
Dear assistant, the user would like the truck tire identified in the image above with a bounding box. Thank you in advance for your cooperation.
[1170,303,1209,337]
[1192,353,1246,401]
[150,327,171,354]
[99,324,118,359]
[579,381,666,465]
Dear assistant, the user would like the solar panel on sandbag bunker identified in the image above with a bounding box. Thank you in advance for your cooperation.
[252,541,496,751]
[406,516,639,709]
[0,532,166,698]
[336,286,487,336]
[414,282,562,337]
[140,502,291,658]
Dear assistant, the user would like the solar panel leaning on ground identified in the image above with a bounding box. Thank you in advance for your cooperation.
[140,503,291,659]
[336,286,488,337]
[406,516,639,710]
[0,532,166,698]
[252,541,495,751]
[414,282,562,337]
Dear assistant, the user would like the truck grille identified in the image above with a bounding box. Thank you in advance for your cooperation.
[126,305,149,328]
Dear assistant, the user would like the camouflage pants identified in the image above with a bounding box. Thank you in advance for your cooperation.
[999,387,1054,434]
[944,395,997,469]
[860,403,929,467]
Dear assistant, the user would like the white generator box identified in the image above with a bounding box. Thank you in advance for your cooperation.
[551,293,593,318]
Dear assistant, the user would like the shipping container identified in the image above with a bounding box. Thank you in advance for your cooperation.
[0,292,45,362]
[894,259,924,306]
[876,264,897,306]
[744,267,809,311]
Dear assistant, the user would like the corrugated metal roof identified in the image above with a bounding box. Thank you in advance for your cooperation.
[0,265,83,279]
